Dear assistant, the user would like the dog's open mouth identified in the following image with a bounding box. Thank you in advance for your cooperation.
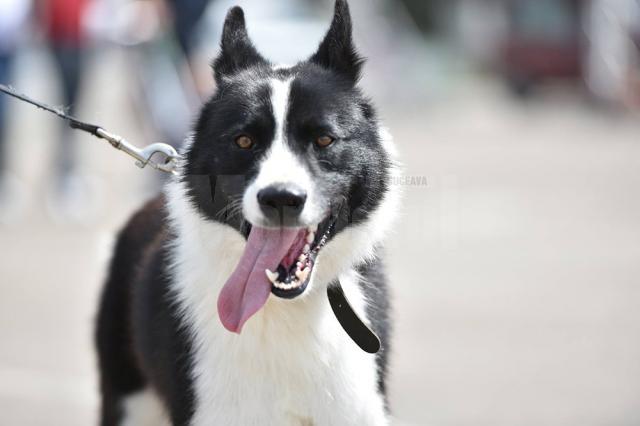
[267,219,332,298]
[217,216,335,333]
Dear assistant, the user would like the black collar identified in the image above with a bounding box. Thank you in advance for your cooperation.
[327,281,380,354]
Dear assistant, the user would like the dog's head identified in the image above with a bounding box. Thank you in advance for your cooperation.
[178,0,398,332]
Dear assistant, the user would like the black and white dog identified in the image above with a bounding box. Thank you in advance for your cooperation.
[96,1,399,424]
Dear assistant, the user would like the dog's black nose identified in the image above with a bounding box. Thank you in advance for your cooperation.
[257,184,307,221]
[258,185,307,210]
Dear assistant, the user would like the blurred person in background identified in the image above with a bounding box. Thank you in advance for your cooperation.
[0,0,31,221]
[502,0,583,96]
[37,0,93,217]
[114,0,213,180]
[584,0,640,108]
[165,0,215,96]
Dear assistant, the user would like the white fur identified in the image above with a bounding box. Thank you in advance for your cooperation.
[242,78,324,228]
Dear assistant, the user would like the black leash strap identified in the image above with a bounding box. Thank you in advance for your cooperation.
[0,83,101,136]
[0,84,179,174]
[327,281,381,354]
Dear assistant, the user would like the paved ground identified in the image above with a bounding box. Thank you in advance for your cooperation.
[1,48,640,425]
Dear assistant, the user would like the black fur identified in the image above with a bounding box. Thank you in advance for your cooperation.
[96,197,197,426]
[95,197,161,425]
[130,229,197,425]
[310,0,364,83]
[357,257,392,402]
[212,6,268,82]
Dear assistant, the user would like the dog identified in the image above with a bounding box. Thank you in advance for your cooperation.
[95,1,400,424]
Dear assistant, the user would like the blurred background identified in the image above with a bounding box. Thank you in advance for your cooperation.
[1,0,640,424]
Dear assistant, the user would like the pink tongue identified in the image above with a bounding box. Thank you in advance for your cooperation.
[217,226,301,333]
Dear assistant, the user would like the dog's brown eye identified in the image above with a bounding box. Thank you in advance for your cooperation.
[315,135,334,148]
[235,135,254,149]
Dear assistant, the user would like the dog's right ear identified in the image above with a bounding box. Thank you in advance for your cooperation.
[213,7,267,82]
[310,0,363,83]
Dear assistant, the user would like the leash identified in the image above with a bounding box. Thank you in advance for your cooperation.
[0,84,180,174]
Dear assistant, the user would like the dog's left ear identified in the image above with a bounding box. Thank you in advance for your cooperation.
[310,0,363,83]
[213,6,267,82]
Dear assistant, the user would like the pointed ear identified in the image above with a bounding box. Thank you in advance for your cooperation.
[213,7,267,81]
[310,0,363,83]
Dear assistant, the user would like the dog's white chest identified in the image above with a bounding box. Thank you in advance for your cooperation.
[170,254,387,425]
[185,287,387,426]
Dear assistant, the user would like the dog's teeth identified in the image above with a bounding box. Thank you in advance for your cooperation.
[296,267,310,282]
[265,269,279,283]
[303,244,310,253]
[306,232,315,244]
[272,277,305,291]
[295,269,308,282]
[298,253,307,262]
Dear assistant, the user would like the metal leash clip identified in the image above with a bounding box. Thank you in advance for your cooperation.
[0,83,181,175]
[95,128,179,174]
